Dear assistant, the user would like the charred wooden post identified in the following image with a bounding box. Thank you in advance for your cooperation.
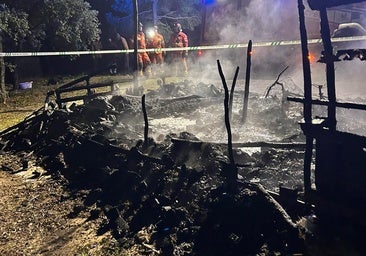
[229,66,239,120]
[142,94,149,146]
[217,60,237,191]
[319,7,337,131]
[242,40,252,124]
[297,0,314,198]
[133,0,139,88]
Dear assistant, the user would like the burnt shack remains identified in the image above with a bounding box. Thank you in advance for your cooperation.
[289,0,366,229]
[1,1,366,255]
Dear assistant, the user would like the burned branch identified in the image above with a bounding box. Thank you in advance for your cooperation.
[217,60,237,191]
[264,65,289,98]
[229,66,240,119]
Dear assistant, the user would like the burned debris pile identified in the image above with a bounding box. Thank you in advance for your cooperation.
[0,86,308,255]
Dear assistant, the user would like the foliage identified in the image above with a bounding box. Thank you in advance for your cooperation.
[0,0,101,102]
[1,0,101,52]
[0,5,30,45]
[107,0,202,38]
[42,0,101,51]
[0,4,30,102]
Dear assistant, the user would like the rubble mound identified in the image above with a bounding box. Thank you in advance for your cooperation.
[0,91,308,255]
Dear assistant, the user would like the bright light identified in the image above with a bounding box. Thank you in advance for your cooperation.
[146,28,155,39]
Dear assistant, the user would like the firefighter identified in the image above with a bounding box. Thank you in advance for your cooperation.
[111,32,130,75]
[130,22,151,76]
[146,26,166,75]
[169,23,189,75]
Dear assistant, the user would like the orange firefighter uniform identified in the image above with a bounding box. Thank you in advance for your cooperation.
[169,23,189,74]
[130,23,151,75]
[147,27,165,65]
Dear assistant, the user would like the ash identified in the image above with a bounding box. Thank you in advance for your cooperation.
[3,77,360,255]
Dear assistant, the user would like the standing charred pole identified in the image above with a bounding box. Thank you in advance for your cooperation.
[242,40,252,124]
[297,0,313,198]
[229,66,240,119]
[319,8,337,131]
[217,60,237,192]
[133,0,139,88]
[142,94,149,145]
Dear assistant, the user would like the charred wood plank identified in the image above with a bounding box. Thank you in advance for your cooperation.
[56,91,115,105]
[308,0,363,10]
[157,95,203,106]
[241,181,298,229]
[55,81,114,94]
[171,138,306,149]
[73,134,165,166]
[0,110,46,138]
[287,97,366,111]
[55,64,116,91]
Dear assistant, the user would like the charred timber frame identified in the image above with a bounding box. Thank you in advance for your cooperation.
[55,81,116,108]
[307,0,365,10]
[293,0,366,223]
[45,64,120,108]
[319,8,337,130]
[297,0,313,199]
[287,97,366,111]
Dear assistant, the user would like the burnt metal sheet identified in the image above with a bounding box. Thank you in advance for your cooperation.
[308,0,365,10]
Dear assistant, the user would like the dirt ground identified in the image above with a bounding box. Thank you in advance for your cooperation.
[0,153,121,256]
[0,81,122,255]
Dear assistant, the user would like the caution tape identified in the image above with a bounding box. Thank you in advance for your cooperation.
[1,36,365,57]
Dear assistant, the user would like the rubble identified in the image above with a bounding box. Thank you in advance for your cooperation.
[0,79,311,255]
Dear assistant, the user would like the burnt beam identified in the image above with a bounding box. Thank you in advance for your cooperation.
[287,96,366,111]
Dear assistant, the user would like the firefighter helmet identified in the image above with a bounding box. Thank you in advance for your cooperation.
[174,23,182,33]
[138,22,143,32]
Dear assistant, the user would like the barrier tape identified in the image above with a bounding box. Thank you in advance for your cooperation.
[1,36,365,57]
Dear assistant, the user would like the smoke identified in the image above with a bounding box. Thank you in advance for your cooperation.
[141,0,366,116]
[189,0,308,83]
[220,0,298,42]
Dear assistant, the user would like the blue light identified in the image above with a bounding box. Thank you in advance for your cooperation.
[205,0,215,5]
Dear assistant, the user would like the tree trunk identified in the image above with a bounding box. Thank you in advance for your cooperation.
[0,35,7,103]
[152,0,158,25]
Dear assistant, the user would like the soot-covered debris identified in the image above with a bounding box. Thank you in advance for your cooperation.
[0,84,310,255]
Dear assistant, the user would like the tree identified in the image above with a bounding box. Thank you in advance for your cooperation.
[0,4,29,103]
[0,0,101,95]
[41,0,100,51]
[106,0,202,39]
